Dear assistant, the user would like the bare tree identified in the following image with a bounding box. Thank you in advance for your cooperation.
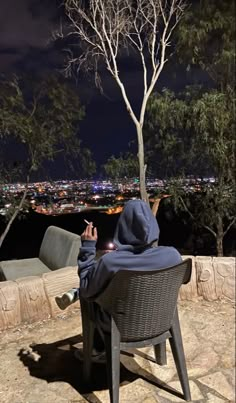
[59,0,186,201]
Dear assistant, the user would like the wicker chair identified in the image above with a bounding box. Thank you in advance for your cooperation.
[80,258,192,403]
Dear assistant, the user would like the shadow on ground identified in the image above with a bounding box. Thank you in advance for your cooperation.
[18,333,184,402]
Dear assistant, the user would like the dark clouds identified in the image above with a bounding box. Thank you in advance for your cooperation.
[0,0,61,72]
[0,0,201,177]
[0,0,142,171]
[0,0,58,47]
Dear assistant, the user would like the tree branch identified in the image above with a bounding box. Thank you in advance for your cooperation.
[0,175,29,249]
[223,216,236,237]
[179,195,217,238]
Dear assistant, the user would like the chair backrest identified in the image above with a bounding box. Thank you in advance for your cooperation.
[96,259,192,342]
[39,226,81,270]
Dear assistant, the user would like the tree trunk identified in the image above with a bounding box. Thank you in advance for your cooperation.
[0,186,28,250]
[216,236,223,257]
[216,215,224,257]
[136,124,148,202]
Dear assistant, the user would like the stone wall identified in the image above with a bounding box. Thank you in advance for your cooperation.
[179,256,235,302]
[0,266,80,331]
[0,256,235,331]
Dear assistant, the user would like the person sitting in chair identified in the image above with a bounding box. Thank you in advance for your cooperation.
[56,199,182,360]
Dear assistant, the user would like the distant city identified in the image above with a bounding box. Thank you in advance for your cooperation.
[0,177,216,217]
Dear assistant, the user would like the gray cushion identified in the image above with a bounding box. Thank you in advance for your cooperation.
[39,226,81,270]
[0,258,51,281]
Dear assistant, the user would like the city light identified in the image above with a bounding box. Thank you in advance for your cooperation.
[0,177,216,217]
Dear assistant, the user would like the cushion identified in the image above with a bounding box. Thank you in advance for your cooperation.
[0,258,50,281]
[39,226,81,270]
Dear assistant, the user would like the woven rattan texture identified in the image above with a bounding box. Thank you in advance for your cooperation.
[96,259,191,342]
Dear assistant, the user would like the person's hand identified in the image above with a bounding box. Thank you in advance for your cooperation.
[81,222,98,242]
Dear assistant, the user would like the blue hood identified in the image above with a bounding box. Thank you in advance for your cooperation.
[113,200,160,251]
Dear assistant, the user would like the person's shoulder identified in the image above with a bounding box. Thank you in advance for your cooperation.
[154,246,182,261]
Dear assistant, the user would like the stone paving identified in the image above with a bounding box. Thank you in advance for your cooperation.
[0,300,235,403]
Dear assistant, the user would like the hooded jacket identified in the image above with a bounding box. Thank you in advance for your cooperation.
[79,200,182,300]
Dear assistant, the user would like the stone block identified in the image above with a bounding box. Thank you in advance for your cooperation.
[0,280,21,330]
[195,256,218,301]
[213,257,235,302]
[15,276,51,323]
[42,266,80,317]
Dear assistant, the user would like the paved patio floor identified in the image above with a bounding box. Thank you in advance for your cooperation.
[0,300,235,403]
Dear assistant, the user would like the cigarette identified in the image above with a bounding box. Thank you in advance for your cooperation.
[84,219,91,225]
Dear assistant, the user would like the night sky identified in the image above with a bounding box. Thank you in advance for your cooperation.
[0,0,204,178]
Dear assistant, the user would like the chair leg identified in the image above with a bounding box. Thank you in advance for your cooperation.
[80,299,95,382]
[104,318,120,403]
[169,309,191,401]
[154,342,167,365]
